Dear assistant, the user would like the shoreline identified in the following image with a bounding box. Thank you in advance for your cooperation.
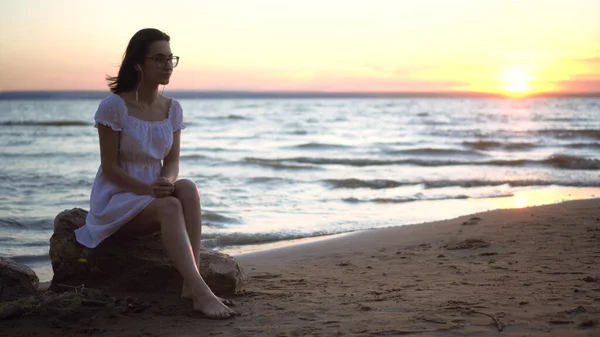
[23,185,600,284]
[218,184,600,259]
[234,196,600,262]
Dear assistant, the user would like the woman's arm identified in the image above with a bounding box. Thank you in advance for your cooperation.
[161,130,182,183]
[98,124,152,195]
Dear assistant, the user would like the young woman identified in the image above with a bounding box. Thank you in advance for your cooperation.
[75,28,238,319]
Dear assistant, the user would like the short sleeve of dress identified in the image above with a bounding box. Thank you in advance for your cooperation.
[94,95,126,131]
[170,99,187,132]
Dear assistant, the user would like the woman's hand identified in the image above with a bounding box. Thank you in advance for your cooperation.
[149,177,175,198]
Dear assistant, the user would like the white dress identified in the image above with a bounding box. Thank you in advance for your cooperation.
[75,94,186,248]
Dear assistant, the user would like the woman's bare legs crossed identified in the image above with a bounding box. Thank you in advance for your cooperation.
[117,195,238,319]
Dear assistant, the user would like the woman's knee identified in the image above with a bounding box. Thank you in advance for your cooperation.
[155,196,183,219]
[174,179,200,201]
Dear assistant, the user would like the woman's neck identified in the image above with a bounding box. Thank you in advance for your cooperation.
[136,83,160,106]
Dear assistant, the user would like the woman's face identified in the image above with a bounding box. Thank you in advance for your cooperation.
[140,40,177,86]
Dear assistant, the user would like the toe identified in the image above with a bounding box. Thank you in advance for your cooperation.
[219,297,235,306]
[218,310,230,319]
[227,309,238,318]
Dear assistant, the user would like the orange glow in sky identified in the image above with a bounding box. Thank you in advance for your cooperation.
[0,0,599,95]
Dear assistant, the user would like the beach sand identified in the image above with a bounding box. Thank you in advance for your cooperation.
[2,198,599,336]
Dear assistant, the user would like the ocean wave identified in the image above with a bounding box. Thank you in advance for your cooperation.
[0,218,27,229]
[201,230,346,249]
[203,211,244,224]
[245,154,600,170]
[387,148,487,157]
[343,192,513,204]
[206,115,249,121]
[180,154,210,160]
[189,147,234,152]
[0,174,93,190]
[246,157,402,167]
[429,129,495,138]
[323,178,411,189]
[0,120,91,127]
[462,141,537,151]
[533,117,586,122]
[0,238,49,247]
[288,142,351,150]
[247,177,290,184]
[0,217,53,230]
[290,130,309,135]
[324,177,600,190]
[537,129,600,140]
[4,139,35,146]
[565,143,600,150]
[422,178,600,188]
[0,152,91,159]
[20,240,49,247]
[244,157,321,170]
[5,254,50,264]
[343,195,467,203]
[543,154,600,170]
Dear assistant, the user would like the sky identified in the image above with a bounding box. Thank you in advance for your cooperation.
[1,0,599,95]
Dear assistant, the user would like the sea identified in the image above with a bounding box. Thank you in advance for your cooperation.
[1,92,599,282]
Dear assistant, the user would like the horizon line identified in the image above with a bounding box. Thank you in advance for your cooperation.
[1,89,599,100]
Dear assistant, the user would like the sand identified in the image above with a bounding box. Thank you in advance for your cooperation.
[2,198,599,337]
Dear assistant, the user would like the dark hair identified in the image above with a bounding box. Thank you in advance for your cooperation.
[106,28,170,94]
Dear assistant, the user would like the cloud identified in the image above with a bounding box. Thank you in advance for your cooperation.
[578,56,600,65]
[557,79,600,93]
[545,55,600,93]
[549,70,600,93]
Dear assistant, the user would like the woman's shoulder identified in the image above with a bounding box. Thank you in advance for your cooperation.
[162,95,186,130]
[93,94,127,129]
[161,94,180,105]
[98,93,126,111]
[161,94,183,114]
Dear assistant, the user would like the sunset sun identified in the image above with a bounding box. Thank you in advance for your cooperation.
[501,67,533,97]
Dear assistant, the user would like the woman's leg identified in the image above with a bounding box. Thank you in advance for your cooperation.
[116,196,237,319]
[171,179,235,306]
[171,179,235,303]
[172,179,203,273]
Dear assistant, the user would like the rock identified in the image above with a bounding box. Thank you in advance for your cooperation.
[0,257,39,302]
[49,208,244,296]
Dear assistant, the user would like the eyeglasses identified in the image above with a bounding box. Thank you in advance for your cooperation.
[146,55,180,68]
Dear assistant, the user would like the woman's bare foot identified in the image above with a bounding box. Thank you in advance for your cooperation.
[193,293,239,319]
[182,283,235,306]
